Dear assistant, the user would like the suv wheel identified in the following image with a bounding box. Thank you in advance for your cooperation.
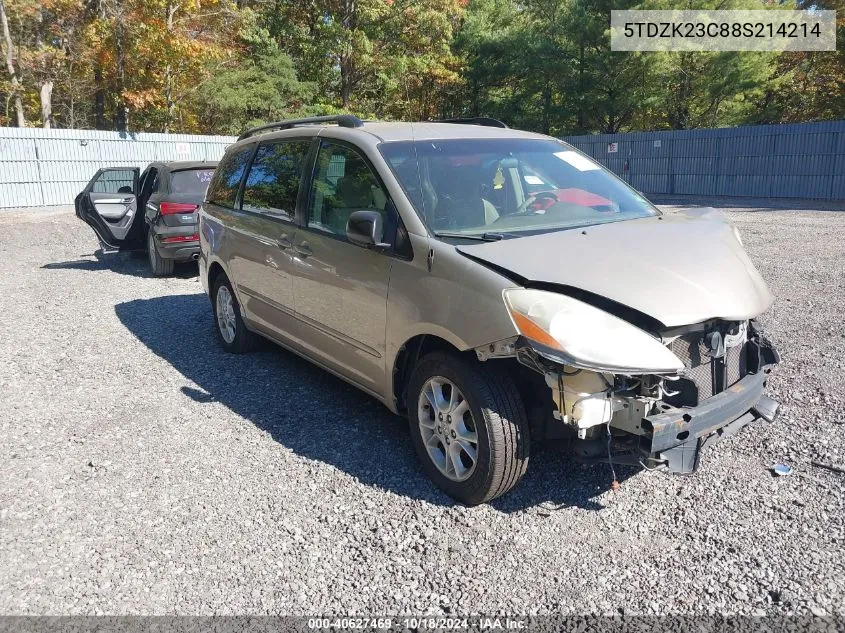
[211,274,259,353]
[147,229,174,277]
[407,352,530,505]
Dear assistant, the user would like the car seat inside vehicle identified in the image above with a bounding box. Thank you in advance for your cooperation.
[431,165,498,231]
[326,176,372,234]
[322,156,387,235]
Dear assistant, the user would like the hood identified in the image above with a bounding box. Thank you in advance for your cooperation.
[456,209,773,328]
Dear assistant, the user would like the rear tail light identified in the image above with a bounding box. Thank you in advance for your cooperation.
[161,234,199,243]
[160,202,198,215]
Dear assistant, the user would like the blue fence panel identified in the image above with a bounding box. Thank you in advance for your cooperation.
[564,120,845,201]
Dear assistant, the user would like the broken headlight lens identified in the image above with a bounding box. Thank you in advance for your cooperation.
[503,288,685,374]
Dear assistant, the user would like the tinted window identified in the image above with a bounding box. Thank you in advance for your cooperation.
[207,146,254,207]
[380,139,657,237]
[92,169,135,194]
[170,169,215,195]
[241,141,311,220]
[138,167,157,197]
[308,142,389,237]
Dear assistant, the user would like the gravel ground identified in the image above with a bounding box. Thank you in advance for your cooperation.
[0,202,843,616]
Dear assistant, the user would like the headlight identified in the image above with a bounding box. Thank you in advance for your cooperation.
[503,288,684,374]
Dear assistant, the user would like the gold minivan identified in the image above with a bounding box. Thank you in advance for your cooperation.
[199,115,780,505]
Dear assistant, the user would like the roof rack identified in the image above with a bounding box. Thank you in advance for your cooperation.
[238,114,364,141]
[432,117,508,129]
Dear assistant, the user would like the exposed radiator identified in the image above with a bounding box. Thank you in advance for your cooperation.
[664,328,747,407]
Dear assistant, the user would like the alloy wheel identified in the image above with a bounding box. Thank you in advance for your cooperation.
[417,376,479,482]
[215,285,237,344]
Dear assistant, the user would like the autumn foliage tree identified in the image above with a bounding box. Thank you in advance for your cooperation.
[0,0,842,133]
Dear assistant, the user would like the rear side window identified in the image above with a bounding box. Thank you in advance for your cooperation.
[241,140,312,220]
[170,169,215,195]
[91,169,135,194]
[206,146,254,207]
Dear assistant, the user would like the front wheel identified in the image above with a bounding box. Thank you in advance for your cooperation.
[407,352,530,505]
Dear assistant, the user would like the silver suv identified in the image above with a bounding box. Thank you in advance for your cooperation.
[199,115,780,505]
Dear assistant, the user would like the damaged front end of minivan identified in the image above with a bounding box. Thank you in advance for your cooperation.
[475,290,780,474]
[460,209,781,474]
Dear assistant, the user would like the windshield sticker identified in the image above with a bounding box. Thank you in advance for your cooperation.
[523,175,544,185]
[554,151,602,171]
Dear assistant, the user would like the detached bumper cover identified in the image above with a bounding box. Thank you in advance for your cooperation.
[641,333,780,473]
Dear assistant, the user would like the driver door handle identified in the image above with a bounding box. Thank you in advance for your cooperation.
[295,241,312,258]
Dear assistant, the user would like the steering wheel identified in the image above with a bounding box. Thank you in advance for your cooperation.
[512,191,559,216]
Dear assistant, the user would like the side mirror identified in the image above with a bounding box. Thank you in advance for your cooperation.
[346,210,390,250]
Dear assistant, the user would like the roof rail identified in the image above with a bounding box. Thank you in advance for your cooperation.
[432,117,508,129]
[238,114,364,141]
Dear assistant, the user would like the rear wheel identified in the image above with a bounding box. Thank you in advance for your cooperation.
[211,274,259,353]
[147,228,174,277]
[407,352,530,505]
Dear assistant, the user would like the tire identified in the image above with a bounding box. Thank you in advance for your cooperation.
[147,229,174,277]
[407,352,530,505]
[211,273,259,353]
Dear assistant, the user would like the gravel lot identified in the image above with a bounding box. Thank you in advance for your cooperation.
[0,202,843,616]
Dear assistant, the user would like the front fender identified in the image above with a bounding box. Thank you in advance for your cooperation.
[383,234,520,408]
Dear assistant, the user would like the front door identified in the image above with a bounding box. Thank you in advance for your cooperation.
[74,167,142,249]
[291,140,394,394]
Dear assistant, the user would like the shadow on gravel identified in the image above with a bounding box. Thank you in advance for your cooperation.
[116,293,626,511]
[43,249,197,279]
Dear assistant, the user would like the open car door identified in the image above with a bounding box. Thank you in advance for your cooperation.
[74,167,143,250]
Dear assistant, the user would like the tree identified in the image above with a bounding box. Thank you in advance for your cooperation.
[453,0,544,128]
[0,0,26,126]
[771,0,845,122]
[0,0,842,132]
[194,50,317,134]
[636,49,779,130]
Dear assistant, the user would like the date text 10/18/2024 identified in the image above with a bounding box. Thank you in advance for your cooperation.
[307,617,529,630]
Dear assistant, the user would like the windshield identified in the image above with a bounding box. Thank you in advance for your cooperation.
[379,139,658,238]
[170,168,215,195]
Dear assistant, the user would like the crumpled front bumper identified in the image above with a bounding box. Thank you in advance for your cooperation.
[641,331,780,473]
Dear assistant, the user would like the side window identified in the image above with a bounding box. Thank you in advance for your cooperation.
[138,168,157,197]
[241,140,311,221]
[207,145,254,207]
[307,142,389,238]
[91,169,135,194]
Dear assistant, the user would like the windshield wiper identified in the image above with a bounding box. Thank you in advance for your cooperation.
[433,231,512,242]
